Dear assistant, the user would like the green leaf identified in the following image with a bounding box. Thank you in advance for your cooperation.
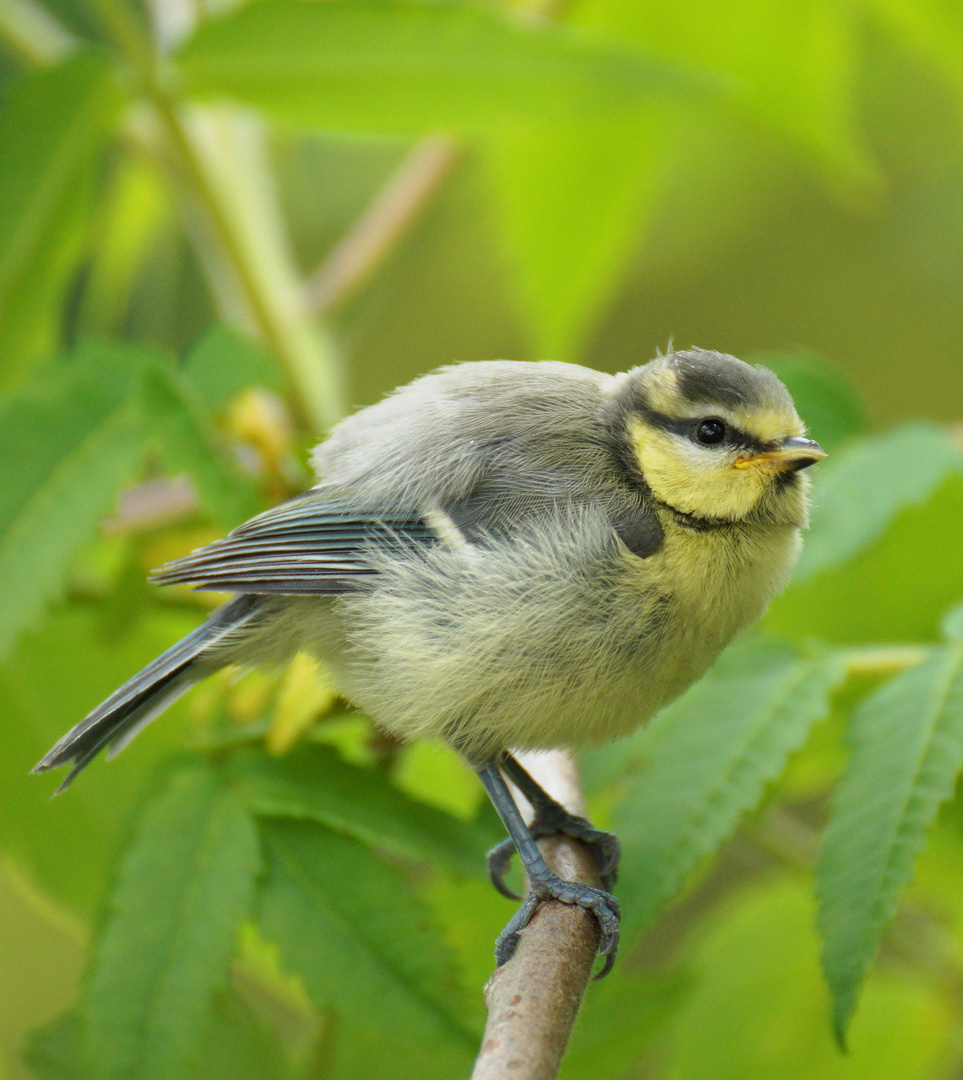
[559,969,688,1080]
[22,1010,81,1080]
[183,326,284,415]
[24,993,296,1080]
[765,472,963,645]
[77,154,173,338]
[0,355,144,659]
[232,745,494,877]
[257,819,476,1080]
[816,645,963,1045]
[485,116,670,359]
[0,53,121,385]
[84,766,261,1080]
[868,0,963,118]
[138,364,262,529]
[795,422,963,583]
[192,991,292,1080]
[664,880,951,1080]
[597,639,844,936]
[0,332,268,656]
[570,0,880,197]
[0,606,203,916]
[747,349,869,453]
[178,0,705,135]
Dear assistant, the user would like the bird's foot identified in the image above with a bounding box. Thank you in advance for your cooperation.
[494,874,621,979]
[486,809,620,899]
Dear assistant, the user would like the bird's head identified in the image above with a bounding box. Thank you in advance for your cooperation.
[606,349,826,525]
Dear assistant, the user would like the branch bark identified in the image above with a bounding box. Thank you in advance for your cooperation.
[471,750,601,1080]
[303,136,458,318]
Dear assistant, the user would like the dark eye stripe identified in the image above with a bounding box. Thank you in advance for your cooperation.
[637,406,767,454]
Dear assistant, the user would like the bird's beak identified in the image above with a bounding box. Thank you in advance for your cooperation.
[734,436,827,472]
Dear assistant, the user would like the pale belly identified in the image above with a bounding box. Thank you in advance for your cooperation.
[244,519,802,761]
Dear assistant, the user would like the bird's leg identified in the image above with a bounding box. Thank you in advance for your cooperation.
[486,752,621,896]
[476,761,620,978]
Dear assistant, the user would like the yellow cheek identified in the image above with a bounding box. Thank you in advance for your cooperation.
[629,419,764,519]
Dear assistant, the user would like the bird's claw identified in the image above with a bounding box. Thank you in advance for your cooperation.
[495,877,621,976]
[486,810,621,895]
[487,838,524,900]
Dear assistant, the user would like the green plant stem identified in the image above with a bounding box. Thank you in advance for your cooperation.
[93,0,345,433]
[150,95,345,431]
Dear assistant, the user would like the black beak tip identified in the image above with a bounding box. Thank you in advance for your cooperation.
[789,457,820,472]
[783,436,826,471]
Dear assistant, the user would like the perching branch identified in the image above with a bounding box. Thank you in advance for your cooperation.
[471,750,601,1080]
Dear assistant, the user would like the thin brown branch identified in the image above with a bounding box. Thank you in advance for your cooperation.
[471,751,601,1080]
[303,137,458,317]
[101,475,200,534]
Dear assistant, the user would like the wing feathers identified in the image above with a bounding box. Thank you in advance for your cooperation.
[149,492,434,595]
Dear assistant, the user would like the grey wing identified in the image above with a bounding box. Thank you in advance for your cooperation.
[446,468,665,559]
[149,489,437,594]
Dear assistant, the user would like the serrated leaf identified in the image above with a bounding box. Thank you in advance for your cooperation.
[257,819,476,1080]
[1,606,203,916]
[605,639,844,937]
[748,349,869,453]
[232,745,493,876]
[138,363,262,529]
[0,53,121,385]
[816,645,963,1045]
[0,357,144,659]
[485,116,670,359]
[178,0,705,135]
[796,423,962,582]
[84,766,261,1080]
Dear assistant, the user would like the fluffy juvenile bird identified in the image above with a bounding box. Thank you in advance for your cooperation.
[34,348,825,974]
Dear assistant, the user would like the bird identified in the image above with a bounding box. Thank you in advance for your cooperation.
[33,347,825,976]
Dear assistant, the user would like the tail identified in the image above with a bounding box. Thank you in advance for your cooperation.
[32,596,257,794]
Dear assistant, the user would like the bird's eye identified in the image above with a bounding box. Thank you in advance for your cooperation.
[695,418,727,445]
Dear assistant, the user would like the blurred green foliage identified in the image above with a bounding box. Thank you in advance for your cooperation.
[1,0,963,1078]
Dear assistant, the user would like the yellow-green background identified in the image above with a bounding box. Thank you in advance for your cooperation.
[2,1,963,1078]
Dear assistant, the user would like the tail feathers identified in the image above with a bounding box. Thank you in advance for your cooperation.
[33,596,257,793]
